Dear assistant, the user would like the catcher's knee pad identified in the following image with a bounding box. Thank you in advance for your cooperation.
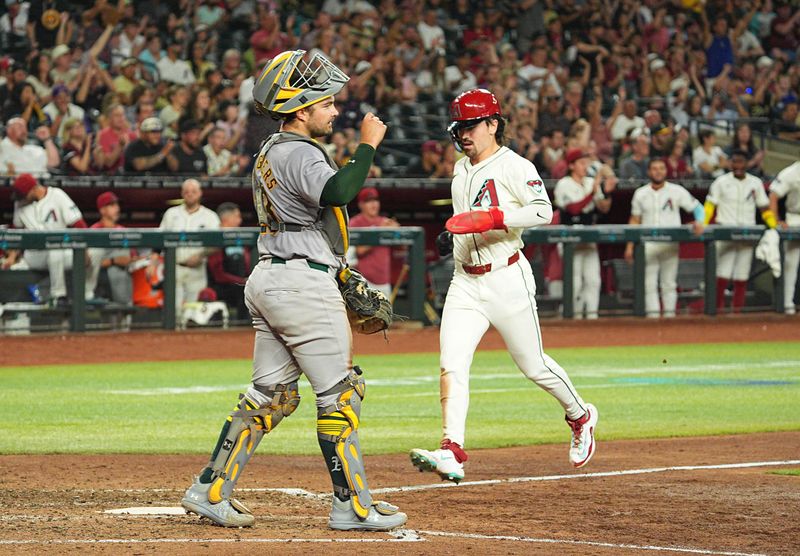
[316,369,374,518]
[208,382,300,503]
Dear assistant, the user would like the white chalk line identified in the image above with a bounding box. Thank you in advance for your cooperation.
[369,459,800,495]
[418,530,767,556]
[0,529,768,555]
[102,360,800,396]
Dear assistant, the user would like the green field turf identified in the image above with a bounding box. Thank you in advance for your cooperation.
[1,342,798,455]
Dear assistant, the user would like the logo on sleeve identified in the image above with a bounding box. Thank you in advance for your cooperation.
[527,179,543,194]
[472,178,500,208]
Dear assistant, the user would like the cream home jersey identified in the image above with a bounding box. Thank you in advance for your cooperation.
[706,172,768,225]
[554,174,601,225]
[12,187,82,230]
[159,204,220,264]
[769,161,800,217]
[630,182,700,226]
[451,146,550,265]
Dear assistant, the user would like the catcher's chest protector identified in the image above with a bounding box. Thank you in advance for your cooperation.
[254,131,350,256]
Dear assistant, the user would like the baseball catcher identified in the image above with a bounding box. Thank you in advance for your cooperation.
[180,50,406,531]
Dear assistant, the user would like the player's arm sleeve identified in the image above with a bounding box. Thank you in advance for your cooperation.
[703,180,719,224]
[678,187,704,221]
[59,190,85,227]
[630,190,643,217]
[319,144,376,206]
[503,162,553,228]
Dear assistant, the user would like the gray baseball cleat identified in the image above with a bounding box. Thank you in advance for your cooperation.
[328,496,408,531]
[181,479,255,527]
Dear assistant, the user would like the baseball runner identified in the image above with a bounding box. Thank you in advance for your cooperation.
[553,148,617,319]
[181,50,406,531]
[704,150,777,312]
[2,173,88,305]
[158,178,220,315]
[768,161,800,315]
[624,159,705,318]
[409,89,598,484]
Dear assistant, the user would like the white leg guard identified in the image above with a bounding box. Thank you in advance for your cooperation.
[207,382,300,504]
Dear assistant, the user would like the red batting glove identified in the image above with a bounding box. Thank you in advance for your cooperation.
[445,207,507,234]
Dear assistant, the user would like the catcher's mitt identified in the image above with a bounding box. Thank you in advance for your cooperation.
[337,267,393,335]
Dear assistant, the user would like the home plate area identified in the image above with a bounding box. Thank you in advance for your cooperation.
[1,432,798,555]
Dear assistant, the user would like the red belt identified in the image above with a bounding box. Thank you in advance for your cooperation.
[462,252,520,276]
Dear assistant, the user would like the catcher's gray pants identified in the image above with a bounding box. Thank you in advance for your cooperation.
[244,258,352,410]
[439,255,587,447]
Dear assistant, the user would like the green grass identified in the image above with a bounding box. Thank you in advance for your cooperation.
[770,469,800,477]
[1,342,798,455]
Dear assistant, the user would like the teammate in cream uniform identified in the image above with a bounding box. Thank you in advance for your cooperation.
[3,173,89,304]
[409,89,597,483]
[624,159,705,318]
[768,161,800,314]
[553,149,616,319]
[704,150,777,312]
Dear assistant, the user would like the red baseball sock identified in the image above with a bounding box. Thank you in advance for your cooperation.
[732,280,747,311]
[716,278,728,310]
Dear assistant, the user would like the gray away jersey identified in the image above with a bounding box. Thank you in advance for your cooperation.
[252,138,345,269]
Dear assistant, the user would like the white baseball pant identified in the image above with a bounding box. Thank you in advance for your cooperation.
[572,243,601,319]
[716,241,754,281]
[644,242,679,318]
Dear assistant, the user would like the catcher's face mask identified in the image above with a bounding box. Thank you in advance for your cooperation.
[253,50,350,117]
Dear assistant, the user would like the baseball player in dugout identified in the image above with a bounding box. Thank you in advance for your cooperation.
[703,150,777,312]
[349,186,400,298]
[409,89,598,484]
[2,173,89,306]
[554,148,617,319]
[158,178,220,315]
[181,50,407,531]
[625,159,705,318]
[768,161,800,315]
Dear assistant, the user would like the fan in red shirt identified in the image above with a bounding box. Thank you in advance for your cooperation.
[349,187,399,297]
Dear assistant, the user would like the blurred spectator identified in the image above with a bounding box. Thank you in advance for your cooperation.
[138,33,164,81]
[3,81,47,129]
[663,137,693,181]
[773,101,800,141]
[123,116,171,174]
[725,122,765,176]
[166,118,207,175]
[158,178,220,314]
[349,187,399,298]
[0,0,29,55]
[407,139,445,178]
[692,129,729,178]
[609,98,645,142]
[0,117,59,175]
[187,86,215,142]
[1,61,28,113]
[207,201,250,320]
[159,84,190,139]
[113,58,143,105]
[49,44,80,91]
[204,126,240,177]
[214,99,245,151]
[28,1,69,51]
[418,9,445,52]
[157,39,195,86]
[415,53,448,95]
[649,123,674,158]
[94,103,137,175]
[619,133,651,182]
[59,117,94,175]
[250,11,295,66]
[86,191,137,304]
[444,50,477,95]
[118,18,146,59]
[2,173,88,306]
[20,55,50,107]
[43,84,85,141]
[768,1,800,60]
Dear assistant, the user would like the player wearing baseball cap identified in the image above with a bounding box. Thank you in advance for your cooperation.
[2,174,88,305]
[409,89,598,484]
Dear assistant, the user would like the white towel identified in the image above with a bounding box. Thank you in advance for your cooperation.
[755,228,781,278]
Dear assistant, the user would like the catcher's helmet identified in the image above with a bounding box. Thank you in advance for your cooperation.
[447,88,503,149]
[252,50,349,117]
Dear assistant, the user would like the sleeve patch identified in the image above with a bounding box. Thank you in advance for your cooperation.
[527,179,543,193]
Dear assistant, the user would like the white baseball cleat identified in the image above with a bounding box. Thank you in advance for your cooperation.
[409,447,465,483]
[567,403,598,468]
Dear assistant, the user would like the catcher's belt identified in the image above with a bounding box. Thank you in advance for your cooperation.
[337,267,393,335]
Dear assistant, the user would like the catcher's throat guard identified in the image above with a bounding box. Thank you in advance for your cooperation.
[207,383,301,503]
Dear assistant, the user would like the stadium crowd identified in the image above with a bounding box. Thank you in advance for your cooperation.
[0,0,797,181]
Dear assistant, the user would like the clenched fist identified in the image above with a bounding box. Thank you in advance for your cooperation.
[360,112,387,149]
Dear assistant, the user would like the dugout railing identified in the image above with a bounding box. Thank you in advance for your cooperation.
[0,225,797,332]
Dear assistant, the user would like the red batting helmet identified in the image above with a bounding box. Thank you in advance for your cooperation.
[447,89,503,150]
